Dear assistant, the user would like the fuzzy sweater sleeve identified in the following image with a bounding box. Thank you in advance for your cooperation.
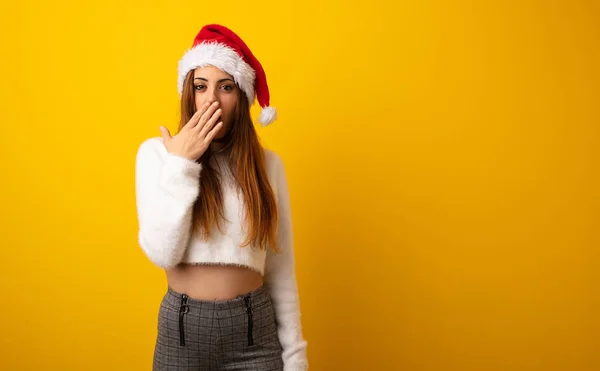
[264,153,309,371]
[134,137,203,269]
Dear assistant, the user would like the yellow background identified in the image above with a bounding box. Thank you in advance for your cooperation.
[1,0,598,370]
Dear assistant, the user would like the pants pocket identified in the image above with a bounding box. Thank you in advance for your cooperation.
[156,297,182,347]
[251,298,283,351]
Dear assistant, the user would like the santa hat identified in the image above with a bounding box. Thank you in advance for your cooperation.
[177,24,277,126]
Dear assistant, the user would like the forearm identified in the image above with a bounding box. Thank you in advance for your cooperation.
[135,138,202,268]
[265,271,308,370]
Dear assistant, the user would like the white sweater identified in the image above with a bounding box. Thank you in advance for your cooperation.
[135,137,308,371]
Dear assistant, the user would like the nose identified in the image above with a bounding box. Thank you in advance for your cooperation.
[205,87,218,105]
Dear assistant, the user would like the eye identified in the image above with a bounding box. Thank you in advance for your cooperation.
[194,84,206,91]
[221,85,234,92]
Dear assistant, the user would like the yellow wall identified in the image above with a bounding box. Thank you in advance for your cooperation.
[1,0,598,370]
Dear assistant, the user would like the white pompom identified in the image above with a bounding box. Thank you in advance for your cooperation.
[258,106,277,126]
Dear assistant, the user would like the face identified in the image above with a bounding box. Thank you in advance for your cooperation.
[193,65,239,140]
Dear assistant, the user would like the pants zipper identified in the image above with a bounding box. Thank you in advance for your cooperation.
[179,294,189,346]
[243,294,254,346]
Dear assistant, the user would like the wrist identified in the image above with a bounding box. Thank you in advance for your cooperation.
[166,148,197,162]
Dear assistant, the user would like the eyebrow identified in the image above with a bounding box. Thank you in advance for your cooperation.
[194,77,235,83]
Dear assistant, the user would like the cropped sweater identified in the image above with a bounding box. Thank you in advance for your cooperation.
[134,137,308,371]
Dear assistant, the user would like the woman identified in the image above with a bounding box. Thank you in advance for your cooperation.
[135,24,308,371]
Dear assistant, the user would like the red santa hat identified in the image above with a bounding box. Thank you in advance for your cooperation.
[177,24,277,126]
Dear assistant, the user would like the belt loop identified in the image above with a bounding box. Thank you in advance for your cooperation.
[243,294,254,346]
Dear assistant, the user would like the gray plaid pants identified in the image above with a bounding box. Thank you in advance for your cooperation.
[153,284,284,370]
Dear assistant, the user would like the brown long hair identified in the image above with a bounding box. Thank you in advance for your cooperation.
[178,70,279,252]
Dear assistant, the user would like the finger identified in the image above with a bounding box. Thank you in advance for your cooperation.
[185,103,210,130]
[198,109,222,138]
[196,101,220,131]
[204,122,224,144]
[159,126,171,141]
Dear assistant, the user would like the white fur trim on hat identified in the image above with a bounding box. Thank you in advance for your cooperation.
[258,106,277,126]
[177,42,256,104]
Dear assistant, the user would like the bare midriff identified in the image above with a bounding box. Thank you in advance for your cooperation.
[165,263,264,300]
